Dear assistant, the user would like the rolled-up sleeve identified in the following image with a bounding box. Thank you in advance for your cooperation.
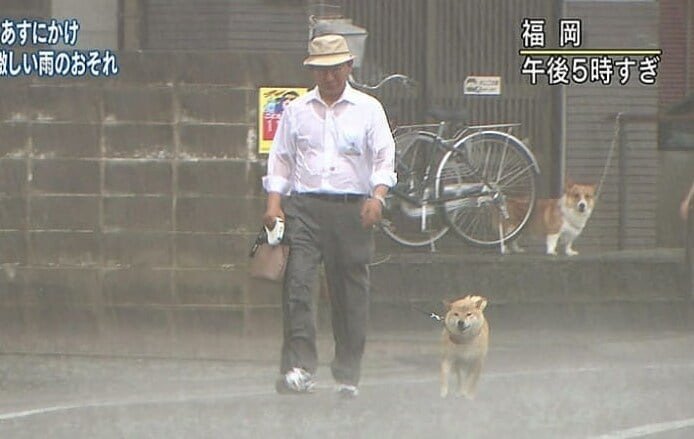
[262,110,294,195]
[369,104,397,189]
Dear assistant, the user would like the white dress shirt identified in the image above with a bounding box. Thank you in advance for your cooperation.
[262,83,397,195]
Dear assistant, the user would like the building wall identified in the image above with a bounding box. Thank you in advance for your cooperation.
[658,0,691,111]
[563,0,660,250]
[2,0,51,19]
[51,0,118,49]
[144,0,308,51]
[657,0,694,247]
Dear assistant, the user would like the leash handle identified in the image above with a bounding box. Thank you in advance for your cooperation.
[409,303,443,323]
[429,312,443,322]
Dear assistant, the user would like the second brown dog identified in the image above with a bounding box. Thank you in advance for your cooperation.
[440,295,489,399]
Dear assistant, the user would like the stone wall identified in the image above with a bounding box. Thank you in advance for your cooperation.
[0,51,312,345]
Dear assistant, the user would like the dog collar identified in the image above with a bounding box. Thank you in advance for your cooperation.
[448,333,468,345]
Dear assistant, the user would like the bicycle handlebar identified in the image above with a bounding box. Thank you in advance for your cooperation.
[349,74,417,91]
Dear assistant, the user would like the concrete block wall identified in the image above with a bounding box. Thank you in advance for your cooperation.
[0,50,312,352]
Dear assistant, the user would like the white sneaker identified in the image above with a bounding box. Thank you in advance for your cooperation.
[335,383,359,398]
[276,368,315,394]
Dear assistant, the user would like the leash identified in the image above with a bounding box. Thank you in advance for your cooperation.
[409,303,444,323]
[497,115,621,254]
[373,292,444,324]
[369,254,392,267]
[595,112,623,203]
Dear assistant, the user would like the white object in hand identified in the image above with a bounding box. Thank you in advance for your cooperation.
[265,217,284,246]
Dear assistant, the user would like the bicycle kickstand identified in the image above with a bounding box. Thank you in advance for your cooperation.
[497,200,510,255]
[498,221,506,255]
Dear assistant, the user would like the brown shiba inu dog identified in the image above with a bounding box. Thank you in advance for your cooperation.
[441,295,489,399]
[504,180,596,256]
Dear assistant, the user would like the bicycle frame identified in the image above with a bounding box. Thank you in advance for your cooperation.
[390,126,496,208]
[352,73,540,249]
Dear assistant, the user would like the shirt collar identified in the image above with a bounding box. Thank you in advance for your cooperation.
[307,82,358,107]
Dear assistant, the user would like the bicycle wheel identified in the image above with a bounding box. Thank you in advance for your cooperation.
[435,131,539,247]
[379,130,450,247]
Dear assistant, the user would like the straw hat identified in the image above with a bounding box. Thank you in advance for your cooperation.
[303,34,355,67]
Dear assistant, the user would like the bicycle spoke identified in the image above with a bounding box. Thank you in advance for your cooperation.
[494,143,509,183]
[437,131,538,247]
[482,145,493,180]
[451,205,497,239]
[496,163,537,188]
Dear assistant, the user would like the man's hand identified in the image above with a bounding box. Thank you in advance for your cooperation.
[360,198,383,229]
[263,192,284,229]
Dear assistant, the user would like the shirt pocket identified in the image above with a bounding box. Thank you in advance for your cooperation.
[337,129,365,157]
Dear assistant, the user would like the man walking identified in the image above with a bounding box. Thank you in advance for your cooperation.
[262,34,396,397]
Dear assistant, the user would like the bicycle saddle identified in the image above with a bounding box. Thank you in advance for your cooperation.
[427,108,468,124]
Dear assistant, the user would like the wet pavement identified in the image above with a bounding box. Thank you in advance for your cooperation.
[1,316,693,439]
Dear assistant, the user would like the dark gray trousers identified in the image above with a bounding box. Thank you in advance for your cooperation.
[280,195,374,386]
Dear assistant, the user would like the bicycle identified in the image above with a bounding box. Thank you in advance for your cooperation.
[350,74,540,250]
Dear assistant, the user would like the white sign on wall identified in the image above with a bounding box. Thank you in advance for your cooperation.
[463,76,502,95]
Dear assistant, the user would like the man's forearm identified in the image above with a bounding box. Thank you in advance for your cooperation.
[266,192,282,210]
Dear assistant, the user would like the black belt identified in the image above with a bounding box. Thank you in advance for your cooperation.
[297,192,367,203]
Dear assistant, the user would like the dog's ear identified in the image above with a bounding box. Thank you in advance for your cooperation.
[565,177,575,189]
[441,299,452,309]
[475,296,488,311]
